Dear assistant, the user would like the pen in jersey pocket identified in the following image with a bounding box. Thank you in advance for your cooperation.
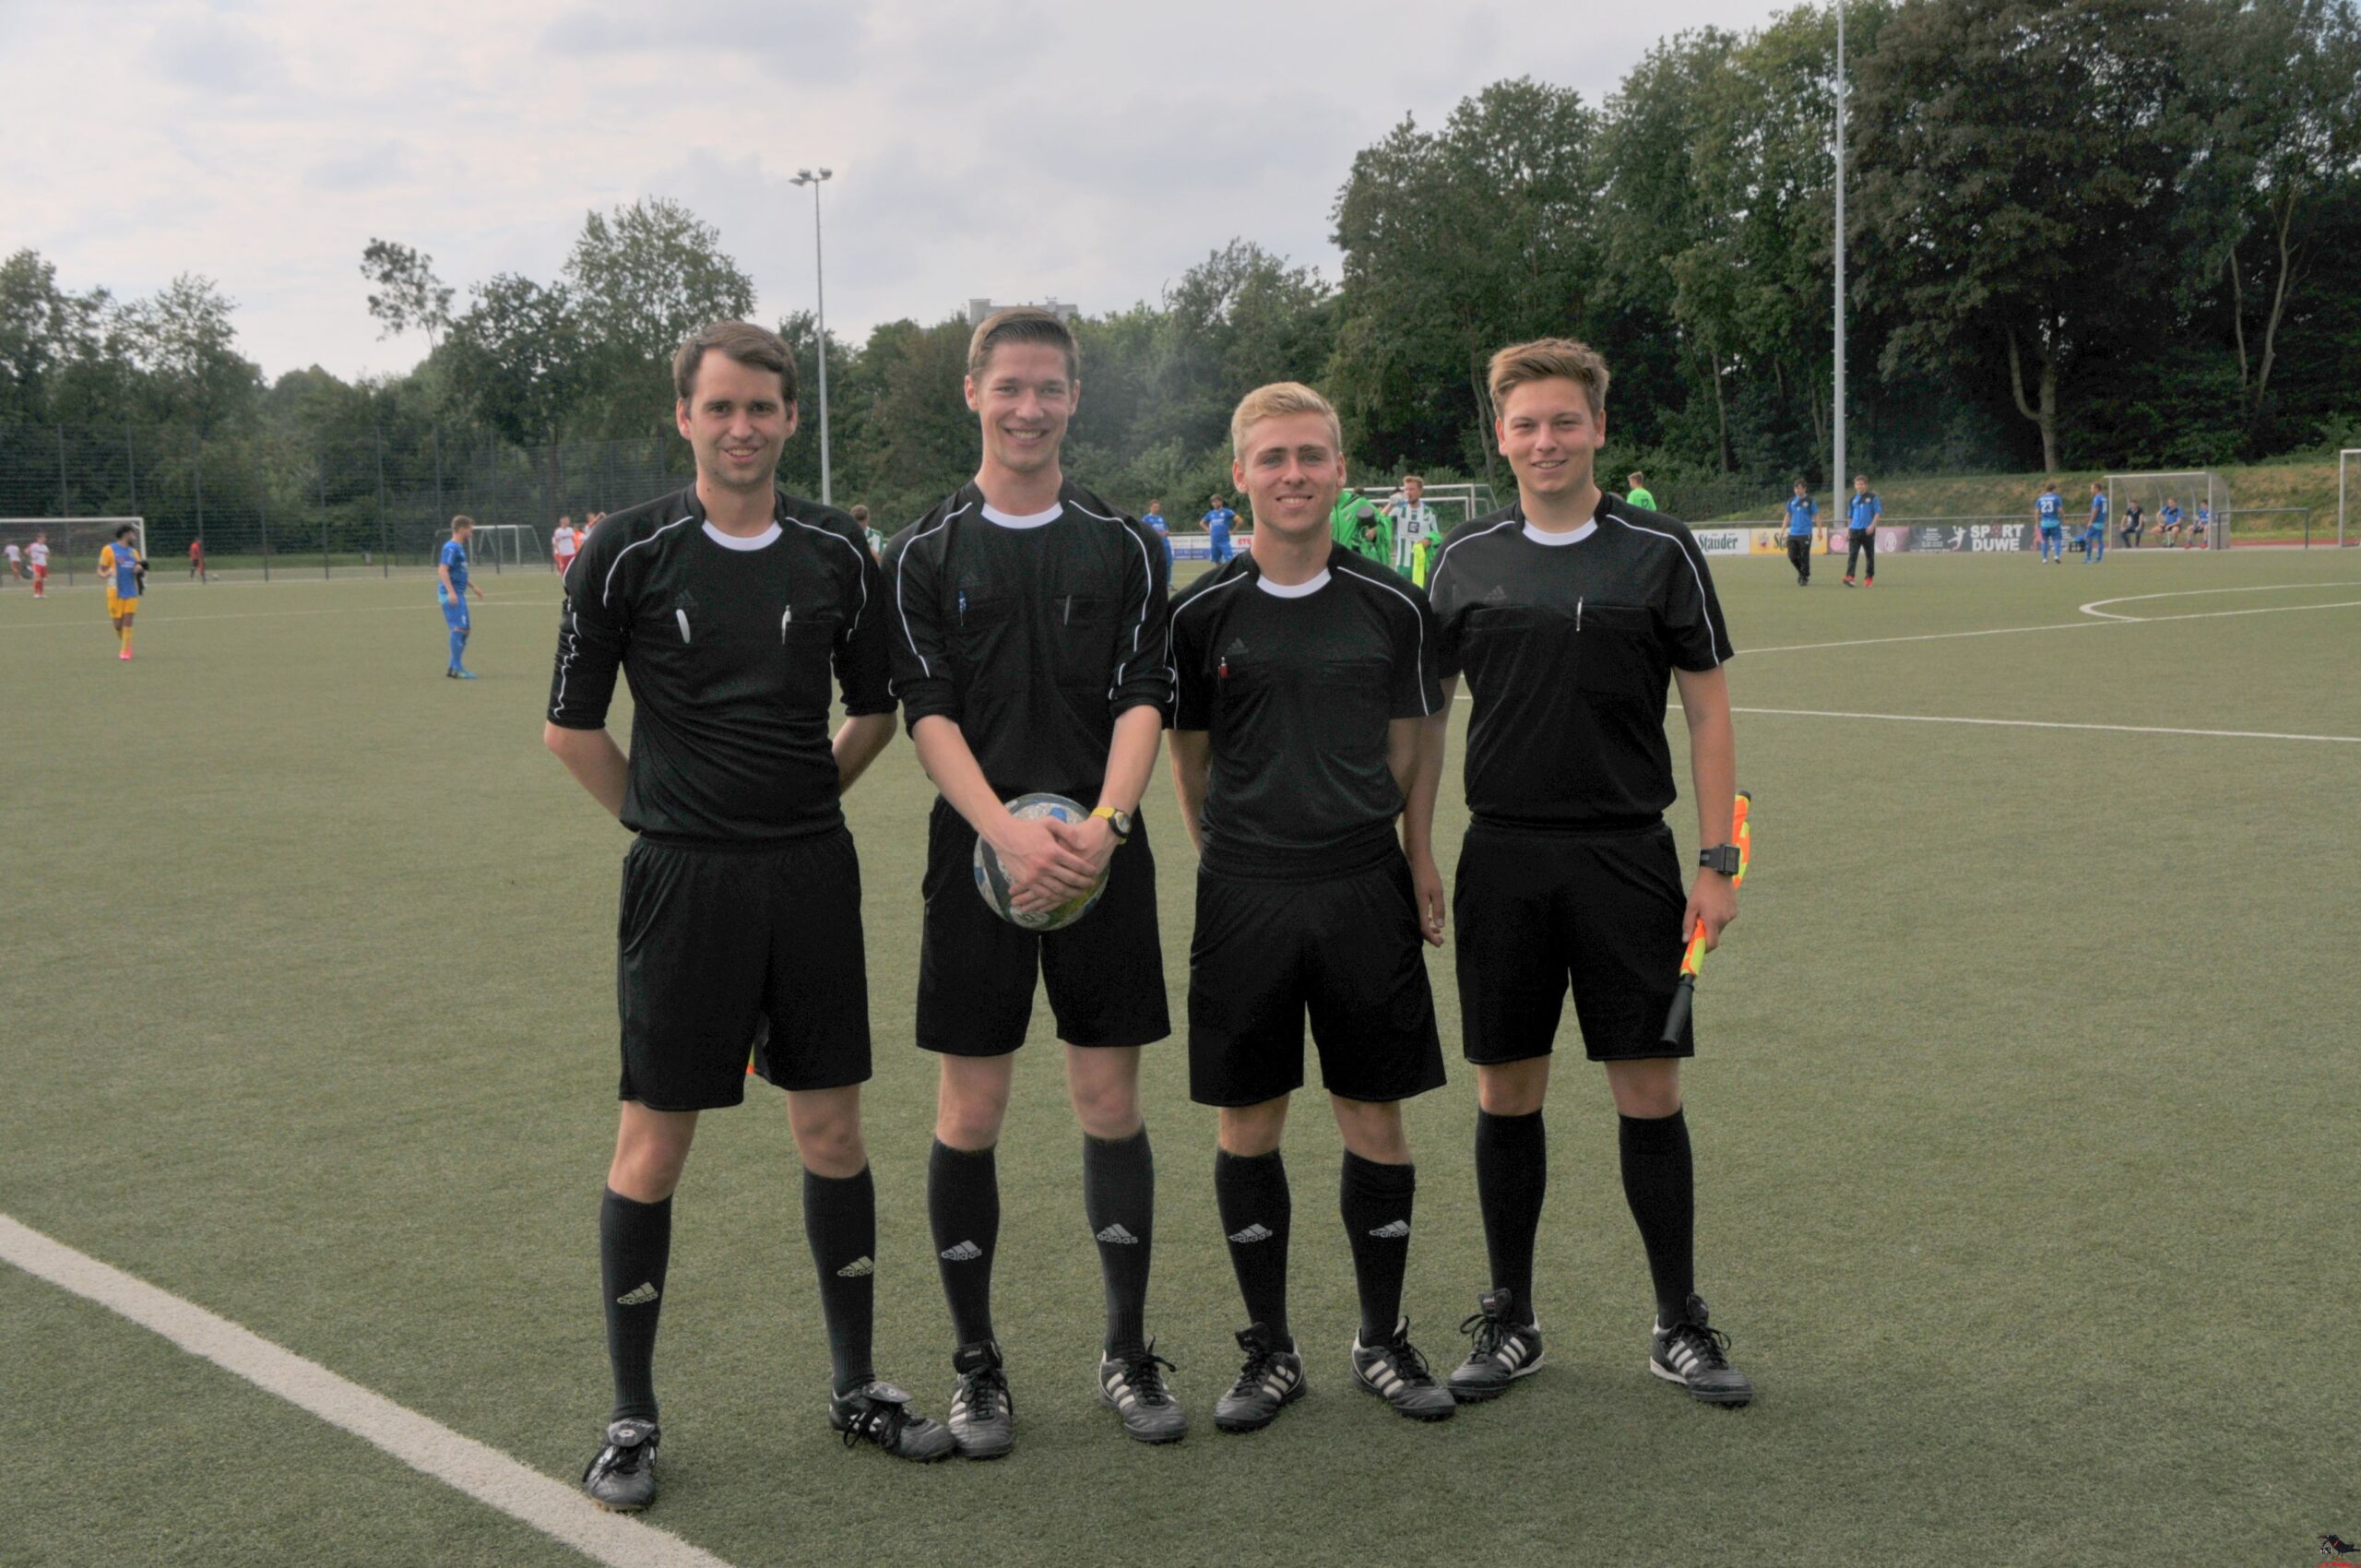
[958,588,967,626]
[676,608,693,643]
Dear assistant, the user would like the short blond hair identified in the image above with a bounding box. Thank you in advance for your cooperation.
[1230,382,1341,458]
[967,307,1079,381]
[1487,338,1610,418]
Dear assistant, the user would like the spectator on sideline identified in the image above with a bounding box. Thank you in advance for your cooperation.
[1385,475,1438,572]
[1625,471,1657,511]
[851,504,884,560]
[3,540,19,585]
[554,515,580,575]
[2119,499,2144,549]
[1203,493,1238,563]
[1784,481,1816,586]
[1843,475,1881,587]
[2157,497,2183,545]
[1144,500,1173,564]
[1333,487,1394,567]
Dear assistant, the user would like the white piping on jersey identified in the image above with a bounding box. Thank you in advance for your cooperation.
[701,520,782,551]
[1523,519,1596,546]
[788,514,871,631]
[1424,517,1521,607]
[1607,512,1723,668]
[1334,558,1434,716]
[1167,569,1251,695]
[1105,514,1165,703]
[549,613,579,719]
[603,516,692,608]
[893,503,969,681]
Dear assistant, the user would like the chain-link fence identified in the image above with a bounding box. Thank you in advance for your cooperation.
[0,424,694,581]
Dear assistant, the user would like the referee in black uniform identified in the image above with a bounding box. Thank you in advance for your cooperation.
[883,307,1181,1454]
[1169,382,1457,1432]
[547,322,953,1511]
[1426,339,1754,1407]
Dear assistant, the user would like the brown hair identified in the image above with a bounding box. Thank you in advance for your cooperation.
[967,307,1079,381]
[450,514,475,531]
[1229,382,1341,458]
[850,505,870,523]
[1487,338,1610,418]
[673,320,798,404]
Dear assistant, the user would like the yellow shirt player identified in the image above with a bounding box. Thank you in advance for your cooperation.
[99,526,146,660]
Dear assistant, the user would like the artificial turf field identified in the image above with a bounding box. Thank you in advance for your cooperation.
[3,545,2356,1568]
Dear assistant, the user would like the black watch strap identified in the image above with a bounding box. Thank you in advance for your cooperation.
[1698,844,1741,875]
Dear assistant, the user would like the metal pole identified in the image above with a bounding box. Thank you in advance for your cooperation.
[251,449,263,582]
[1832,0,1847,499]
[125,425,138,517]
[319,451,330,579]
[192,434,207,579]
[793,167,836,505]
[57,426,71,517]
[374,421,390,578]
[432,426,445,573]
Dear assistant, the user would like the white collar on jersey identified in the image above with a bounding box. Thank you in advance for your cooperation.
[1523,519,1597,547]
[980,501,1063,529]
[702,520,782,551]
[1254,567,1331,599]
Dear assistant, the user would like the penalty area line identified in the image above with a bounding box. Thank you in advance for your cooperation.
[1729,707,2361,745]
[0,1213,739,1568]
[1742,594,2361,655]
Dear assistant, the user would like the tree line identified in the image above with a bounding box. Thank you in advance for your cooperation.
[3,0,2355,533]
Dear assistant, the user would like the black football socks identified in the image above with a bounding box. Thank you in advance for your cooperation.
[599,1188,671,1423]
[1339,1151,1417,1346]
[1215,1148,1293,1347]
[1082,1128,1156,1360]
[929,1139,1000,1348]
[1619,1109,1696,1324]
[803,1165,878,1396]
[1475,1109,1547,1324]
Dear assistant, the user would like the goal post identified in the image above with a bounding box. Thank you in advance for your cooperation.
[2106,471,2228,550]
[2342,450,2359,548]
[0,517,145,587]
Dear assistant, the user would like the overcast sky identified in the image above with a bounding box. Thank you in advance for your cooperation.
[5,0,1796,384]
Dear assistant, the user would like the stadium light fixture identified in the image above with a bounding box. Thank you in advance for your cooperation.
[790,168,836,505]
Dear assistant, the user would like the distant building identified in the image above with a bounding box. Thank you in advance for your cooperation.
[967,297,1079,327]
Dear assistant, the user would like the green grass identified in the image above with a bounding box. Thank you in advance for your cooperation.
[4,551,2357,1567]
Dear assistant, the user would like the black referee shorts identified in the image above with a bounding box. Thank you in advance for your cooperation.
[615,830,872,1111]
[1453,819,1693,1064]
[1187,847,1446,1108]
[915,798,1170,1056]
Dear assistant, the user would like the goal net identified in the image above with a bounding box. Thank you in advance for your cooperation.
[2106,471,2229,551]
[458,522,544,572]
[0,517,146,587]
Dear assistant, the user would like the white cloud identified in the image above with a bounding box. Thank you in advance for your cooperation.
[1,0,1797,382]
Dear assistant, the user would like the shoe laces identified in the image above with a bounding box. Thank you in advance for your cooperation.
[958,1364,1009,1423]
[1114,1346,1178,1407]
[1228,1342,1279,1399]
[1665,1319,1733,1370]
[1459,1305,1512,1358]
[1379,1329,1437,1386]
[841,1393,914,1452]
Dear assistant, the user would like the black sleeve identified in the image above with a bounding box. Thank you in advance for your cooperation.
[1109,519,1174,723]
[1660,527,1735,671]
[885,523,960,734]
[1389,580,1444,719]
[549,532,627,729]
[1170,592,1213,731]
[836,527,894,717]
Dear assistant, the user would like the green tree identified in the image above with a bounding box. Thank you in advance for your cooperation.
[0,249,108,425]
[359,239,454,357]
[445,274,586,450]
[565,197,756,364]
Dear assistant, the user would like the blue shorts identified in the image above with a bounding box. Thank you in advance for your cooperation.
[2040,525,2062,536]
[441,599,469,630]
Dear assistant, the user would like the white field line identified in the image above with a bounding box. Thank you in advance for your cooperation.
[1728,707,2360,744]
[0,597,545,629]
[0,1213,739,1568]
[2078,581,2361,620]
[1744,593,2361,656]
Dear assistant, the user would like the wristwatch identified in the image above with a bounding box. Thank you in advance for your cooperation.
[1092,806,1134,842]
[1698,844,1741,876]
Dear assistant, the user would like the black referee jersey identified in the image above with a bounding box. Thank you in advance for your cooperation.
[884,480,1172,799]
[547,485,893,842]
[1169,550,1442,874]
[1427,494,1733,830]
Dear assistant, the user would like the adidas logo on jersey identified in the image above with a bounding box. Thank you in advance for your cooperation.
[614,1282,660,1307]
[1227,1223,1274,1245]
[1095,1224,1140,1245]
[1367,1219,1411,1240]
[1483,585,1509,602]
[1225,637,1250,656]
[836,1256,874,1278]
[940,1241,983,1262]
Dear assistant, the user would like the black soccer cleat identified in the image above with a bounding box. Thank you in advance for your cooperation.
[1446,1288,1546,1403]
[1650,1293,1754,1406]
[581,1418,658,1512]
[945,1339,1015,1460]
[1214,1323,1307,1433]
[1097,1341,1188,1443]
[1350,1317,1456,1421]
[829,1380,955,1462]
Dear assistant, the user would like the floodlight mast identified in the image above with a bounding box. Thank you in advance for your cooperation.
[1833,0,1847,501]
[791,167,836,505]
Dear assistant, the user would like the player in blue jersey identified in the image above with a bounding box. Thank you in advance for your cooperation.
[2035,482,2066,563]
[1784,481,1816,585]
[2190,502,2213,549]
[438,516,484,678]
[1145,500,1174,565]
[2083,483,2108,563]
[1842,475,1882,587]
[2157,498,2184,545]
[98,525,145,659]
[1202,493,1238,563]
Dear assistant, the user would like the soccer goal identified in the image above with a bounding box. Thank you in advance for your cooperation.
[2341,450,2359,548]
[460,522,543,572]
[1376,481,1501,574]
[2106,471,2230,551]
[0,517,145,588]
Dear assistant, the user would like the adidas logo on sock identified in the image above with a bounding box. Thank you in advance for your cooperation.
[1484,585,1508,602]
[1367,1219,1411,1240]
[1225,637,1250,656]
[1095,1224,1140,1245]
[1227,1223,1273,1244]
[836,1256,874,1277]
[614,1282,660,1307]
[939,1241,982,1262]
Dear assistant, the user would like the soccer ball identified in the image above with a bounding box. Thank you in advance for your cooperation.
[973,793,1109,932]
